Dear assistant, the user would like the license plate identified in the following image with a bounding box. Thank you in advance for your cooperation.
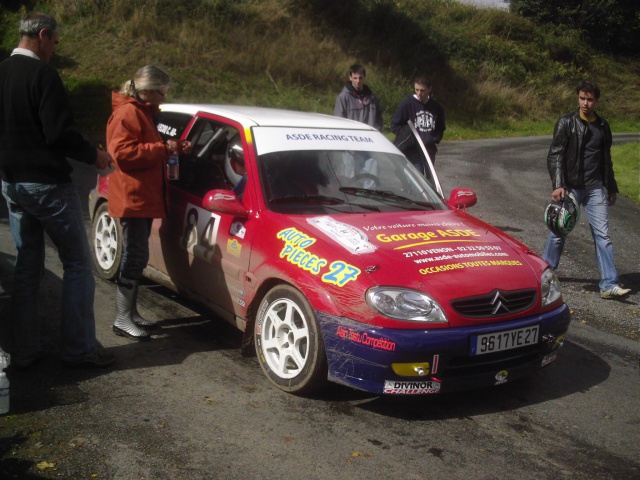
[471,325,539,356]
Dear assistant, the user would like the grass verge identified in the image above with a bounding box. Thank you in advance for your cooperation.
[612,143,640,204]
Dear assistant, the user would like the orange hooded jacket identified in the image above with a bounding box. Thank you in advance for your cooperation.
[106,91,168,219]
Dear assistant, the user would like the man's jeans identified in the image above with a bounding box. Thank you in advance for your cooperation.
[1,181,97,360]
[542,187,619,291]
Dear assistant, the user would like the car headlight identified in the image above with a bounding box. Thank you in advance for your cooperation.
[541,268,562,306]
[366,287,448,323]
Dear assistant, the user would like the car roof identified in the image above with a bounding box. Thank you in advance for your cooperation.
[160,104,378,131]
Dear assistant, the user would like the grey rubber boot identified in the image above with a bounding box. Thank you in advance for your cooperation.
[113,277,150,341]
[129,281,159,329]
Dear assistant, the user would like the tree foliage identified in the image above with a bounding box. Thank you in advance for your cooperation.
[508,0,640,54]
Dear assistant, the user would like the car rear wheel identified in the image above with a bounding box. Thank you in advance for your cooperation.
[255,285,328,394]
[91,202,121,281]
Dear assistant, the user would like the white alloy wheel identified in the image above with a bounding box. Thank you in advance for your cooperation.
[91,202,122,280]
[255,285,327,393]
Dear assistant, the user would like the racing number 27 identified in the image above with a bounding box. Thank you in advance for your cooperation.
[322,261,360,287]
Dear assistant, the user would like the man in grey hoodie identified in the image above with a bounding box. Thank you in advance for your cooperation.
[334,64,383,131]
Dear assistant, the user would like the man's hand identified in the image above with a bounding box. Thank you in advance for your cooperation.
[551,187,566,202]
[95,149,113,170]
[608,192,617,206]
[166,140,192,155]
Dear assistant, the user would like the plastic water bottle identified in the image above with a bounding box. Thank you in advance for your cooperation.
[167,151,179,180]
[0,348,10,414]
[0,372,8,414]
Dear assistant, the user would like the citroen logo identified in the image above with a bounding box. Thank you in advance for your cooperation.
[490,291,510,315]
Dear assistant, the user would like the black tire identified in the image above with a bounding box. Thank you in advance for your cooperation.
[255,285,328,394]
[91,202,121,281]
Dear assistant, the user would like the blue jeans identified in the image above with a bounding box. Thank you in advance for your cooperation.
[542,187,619,291]
[119,217,153,280]
[1,181,97,360]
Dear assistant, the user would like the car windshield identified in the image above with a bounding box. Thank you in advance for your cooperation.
[258,149,447,214]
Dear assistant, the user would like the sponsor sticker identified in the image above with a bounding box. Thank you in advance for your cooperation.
[383,380,441,395]
[252,127,396,156]
[228,284,245,298]
[495,370,508,385]
[307,216,376,254]
[541,351,557,367]
[227,239,242,258]
[230,221,246,239]
[277,227,361,287]
[157,122,178,137]
[336,326,396,351]
[432,354,440,374]
[232,296,246,308]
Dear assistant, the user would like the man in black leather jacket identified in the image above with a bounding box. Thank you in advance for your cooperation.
[542,80,630,299]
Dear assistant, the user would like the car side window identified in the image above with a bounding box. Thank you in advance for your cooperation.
[172,118,238,198]
[156,112,191,142]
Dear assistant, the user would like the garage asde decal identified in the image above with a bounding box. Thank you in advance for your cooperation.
[277,228,361,287]
[371,226,525,275]
[376,228,482,248]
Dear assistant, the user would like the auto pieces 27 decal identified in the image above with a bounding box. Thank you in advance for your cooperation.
[277,227,361,287]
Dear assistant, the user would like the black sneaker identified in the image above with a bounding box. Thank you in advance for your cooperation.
[12,351,47,371]
[61,349,116,368]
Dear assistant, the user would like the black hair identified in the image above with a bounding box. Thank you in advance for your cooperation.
[575,80,601,100]
[349,64,366,76]
[414,74,432,88]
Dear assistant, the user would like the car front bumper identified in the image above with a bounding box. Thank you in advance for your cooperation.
[316,303,571,395]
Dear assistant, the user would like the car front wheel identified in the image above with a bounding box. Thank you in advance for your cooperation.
[91,202,121,280]
[255,285,328,394]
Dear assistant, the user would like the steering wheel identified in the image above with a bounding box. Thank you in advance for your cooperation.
[353,173,381,188]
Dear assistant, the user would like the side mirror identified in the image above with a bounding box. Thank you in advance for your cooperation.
[202,189,248,217]
[447,188,477,210]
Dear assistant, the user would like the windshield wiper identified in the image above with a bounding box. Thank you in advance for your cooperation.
[270,195,346,205]
[339,187,435,209]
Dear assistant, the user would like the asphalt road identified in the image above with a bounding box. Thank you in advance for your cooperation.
[0,135,638,480]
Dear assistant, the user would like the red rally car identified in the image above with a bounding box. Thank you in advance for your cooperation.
[89,104,570,395]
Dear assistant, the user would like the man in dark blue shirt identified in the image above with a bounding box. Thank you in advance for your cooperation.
[390,74,446,175]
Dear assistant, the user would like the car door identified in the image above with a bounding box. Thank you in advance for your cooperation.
[153,112,255,325]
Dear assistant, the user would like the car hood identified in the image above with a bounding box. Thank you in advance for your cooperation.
[285,209,547,323]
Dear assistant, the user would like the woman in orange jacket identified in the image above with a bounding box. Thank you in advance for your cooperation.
[106,65,190,341]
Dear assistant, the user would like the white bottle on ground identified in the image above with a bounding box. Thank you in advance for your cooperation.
[0,372,9,414]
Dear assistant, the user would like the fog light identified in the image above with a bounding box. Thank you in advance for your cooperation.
[391,362,430,377]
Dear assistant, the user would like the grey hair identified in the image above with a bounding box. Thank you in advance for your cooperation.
[19,12,58,38]
[119,65,172,97]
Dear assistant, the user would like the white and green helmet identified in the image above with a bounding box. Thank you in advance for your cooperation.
[544,193,580,237]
